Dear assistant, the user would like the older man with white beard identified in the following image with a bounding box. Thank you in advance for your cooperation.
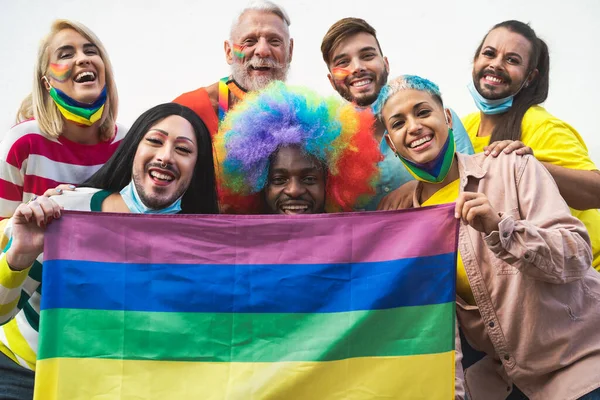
[174,0,293,137]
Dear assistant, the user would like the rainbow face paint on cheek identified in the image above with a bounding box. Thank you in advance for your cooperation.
[232,44,245,59]
[48,63,72,83]
[331,68,350,83]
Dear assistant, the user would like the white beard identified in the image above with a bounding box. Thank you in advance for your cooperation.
[230,56,290,91]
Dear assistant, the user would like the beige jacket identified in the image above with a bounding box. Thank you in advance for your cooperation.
[414,153,600,400]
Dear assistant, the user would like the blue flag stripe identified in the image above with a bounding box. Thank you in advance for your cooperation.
[42,253,456,314]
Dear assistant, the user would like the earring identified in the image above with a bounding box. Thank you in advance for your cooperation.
[160,162,167,168]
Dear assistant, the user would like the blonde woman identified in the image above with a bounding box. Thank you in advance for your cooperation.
[0,20,126,221]
[0,20,125,398]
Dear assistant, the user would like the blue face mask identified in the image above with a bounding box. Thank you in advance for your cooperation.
[119,181,182,214]
[467,81,515,115]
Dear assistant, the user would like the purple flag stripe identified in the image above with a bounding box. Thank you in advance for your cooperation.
[44,204,457,265]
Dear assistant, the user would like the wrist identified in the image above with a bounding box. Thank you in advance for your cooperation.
[484,214,502,235]
[5,251,35,271]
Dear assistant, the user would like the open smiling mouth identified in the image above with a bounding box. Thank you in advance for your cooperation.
[483,74,506,85]
[149,169,175,186]
[250,66,272,72]
[280,203,311,214]
[74,71,96,83]
[350,78,373,87]
[409,134,434,149]
[350,78,372,88]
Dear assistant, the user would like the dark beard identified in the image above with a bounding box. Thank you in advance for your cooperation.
[334,69,389,107]
[473,68,514,100]
[132,169,187,210]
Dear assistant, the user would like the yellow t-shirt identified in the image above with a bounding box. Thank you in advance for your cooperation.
[463,106,600,270]
[422,180,476,305]
[469,135,491,155]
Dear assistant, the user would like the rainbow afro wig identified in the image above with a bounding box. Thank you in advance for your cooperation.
[372,75,443,119]
[215,81,381,213]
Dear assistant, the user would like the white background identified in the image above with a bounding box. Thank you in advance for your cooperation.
[1,0,599,165]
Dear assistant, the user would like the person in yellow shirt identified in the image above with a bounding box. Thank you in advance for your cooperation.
[464,20,600,270]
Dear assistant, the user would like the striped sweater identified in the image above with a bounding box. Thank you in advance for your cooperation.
[0,119,127,220]
[0,189,108,370]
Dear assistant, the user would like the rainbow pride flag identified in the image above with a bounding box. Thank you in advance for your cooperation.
[35,204,458,399]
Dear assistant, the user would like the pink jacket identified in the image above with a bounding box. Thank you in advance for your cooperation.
[414,153,600,400]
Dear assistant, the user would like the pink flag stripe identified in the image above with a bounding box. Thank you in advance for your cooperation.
[45,204,457,265]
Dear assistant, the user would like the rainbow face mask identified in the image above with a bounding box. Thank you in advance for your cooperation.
[47,84,107,126]
[396,128,456,184]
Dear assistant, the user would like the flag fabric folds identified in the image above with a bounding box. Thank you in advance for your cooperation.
[35,204,458,399]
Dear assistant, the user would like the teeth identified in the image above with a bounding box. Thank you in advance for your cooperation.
[150,171,173,181]
[281,205,308,210]
[351,79,372,87]
[485,75,502,83]
[410,135,433,148]
[75,71,95,81]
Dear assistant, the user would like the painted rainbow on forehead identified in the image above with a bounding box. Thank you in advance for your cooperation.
[48,63,72,82]
[232,44,245,59]
[331,67,350,82]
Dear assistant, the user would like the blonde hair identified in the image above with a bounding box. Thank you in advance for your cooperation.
[16,19,118,141]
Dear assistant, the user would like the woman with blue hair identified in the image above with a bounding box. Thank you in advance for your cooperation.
[374,75,600,400]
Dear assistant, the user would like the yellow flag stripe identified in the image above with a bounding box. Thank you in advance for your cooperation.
[35,352,454,400]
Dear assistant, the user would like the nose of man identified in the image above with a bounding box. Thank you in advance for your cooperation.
[156,146,175,168]
[283,178,306,197]
[253,37,272,58]
[349,58,366,75]
[487,55,506,71]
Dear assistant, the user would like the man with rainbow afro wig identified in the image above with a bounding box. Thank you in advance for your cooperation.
[216,81,381,214]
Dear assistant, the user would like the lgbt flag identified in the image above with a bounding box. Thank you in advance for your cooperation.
[35,204,458,399]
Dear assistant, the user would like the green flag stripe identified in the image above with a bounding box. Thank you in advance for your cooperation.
[38,302,454,362]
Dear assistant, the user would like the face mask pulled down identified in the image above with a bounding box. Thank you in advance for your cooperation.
[46,79,107,126]
[467,72,531,115]
[120,180,182,214]
[396,128,456,184]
